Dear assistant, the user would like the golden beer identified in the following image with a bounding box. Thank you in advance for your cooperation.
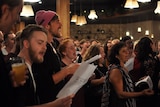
[12,63,26,84]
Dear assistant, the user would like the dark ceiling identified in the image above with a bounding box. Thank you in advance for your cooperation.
[22,0,160,24]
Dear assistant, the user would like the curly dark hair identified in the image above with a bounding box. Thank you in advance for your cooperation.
[136,37,153,61]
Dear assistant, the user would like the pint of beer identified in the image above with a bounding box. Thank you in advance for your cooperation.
[10,56,26,84]
[12,63,26,83]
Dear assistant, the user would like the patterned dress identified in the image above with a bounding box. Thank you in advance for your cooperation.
[101,64,136,107]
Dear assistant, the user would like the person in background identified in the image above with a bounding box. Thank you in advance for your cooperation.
[156,40,160,106]
[107,39,113,52]
[111,38,120,46]
[2,31,16,55]
[120,36,134,72]
[156,40,160,59]
[58,38,86,107]
[73,39,81,57]
[129,37,160,107]
[76,39,89,63]
[101,42,154,107]
[12,31,22,55]
[83,44,107,107]
[59,38,77,68]
[33,10,79,104]
[103,39,111,68]
[90,39,99,46]
[1,31,16,63]
[3,31,22,62]
[120,36,134,58]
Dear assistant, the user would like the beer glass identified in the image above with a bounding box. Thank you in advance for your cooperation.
[10,56,26,84]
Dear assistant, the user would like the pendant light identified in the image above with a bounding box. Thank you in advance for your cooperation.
[23,0,41,3]
[76,16,87,26]
[71,15,78,22]
[145,30,149,35]
[20,4,34,17]
[71,0,78,23]
[88,10,98,20]
[137,0,151,3]
[76,0,87,26]
[88,0,98,20]
[137,27,142,32]
[124,0,139,9]
[154,1,160,14]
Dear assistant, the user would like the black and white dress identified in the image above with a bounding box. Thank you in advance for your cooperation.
[101,64,136,107]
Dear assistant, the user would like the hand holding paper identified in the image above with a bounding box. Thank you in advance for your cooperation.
[56,55,101,98]
[135,76,153,92]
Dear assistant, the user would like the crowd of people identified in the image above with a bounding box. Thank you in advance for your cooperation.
[1,0,160,107]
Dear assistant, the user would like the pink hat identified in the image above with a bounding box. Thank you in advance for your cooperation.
[35,10,57,27]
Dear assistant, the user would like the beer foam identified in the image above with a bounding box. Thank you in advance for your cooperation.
[12,63,24,67]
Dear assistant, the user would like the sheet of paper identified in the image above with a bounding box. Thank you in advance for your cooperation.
[124,57,134,72]
[56,55,101,98]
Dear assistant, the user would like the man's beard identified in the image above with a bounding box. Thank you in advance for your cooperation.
[52,32,61,38]
[28,46,43,63]
[50,29,62,38]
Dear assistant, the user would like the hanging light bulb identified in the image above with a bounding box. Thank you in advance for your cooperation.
[71,0,78,23]
[76,16,87,26]
[126,31,130,36]
[88,10,98,20]
[151,34,154,39]
[154,1,160,14]
[124,0,139,9]
[137,27,142,32]
[145,30,149,35]
[137,0,151,3]
[71,14,78,22]
[20,5,34,17]
[76,0,87,26]
[88,0,98,20]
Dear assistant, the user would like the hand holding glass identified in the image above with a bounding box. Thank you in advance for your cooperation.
[10,57,26,84]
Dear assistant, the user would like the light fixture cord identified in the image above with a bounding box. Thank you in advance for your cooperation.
[74,0,77,14]
[92,0,94,9]
[80,0,82,16]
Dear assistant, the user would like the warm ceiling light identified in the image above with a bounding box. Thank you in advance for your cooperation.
[145,30,149,35]
[24,0,41,3]
[71,14,78,22]
[151,34,154,39]
[76,0,87,26]
[137,0,151,3]
[71,0,77,23]
[124,0,139,9]
[88,10,98,20]
[20,5,34,17]
[126,31,130,36]
[137,27,141,32]
[154,1,160,14]
[76,16,87,26]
